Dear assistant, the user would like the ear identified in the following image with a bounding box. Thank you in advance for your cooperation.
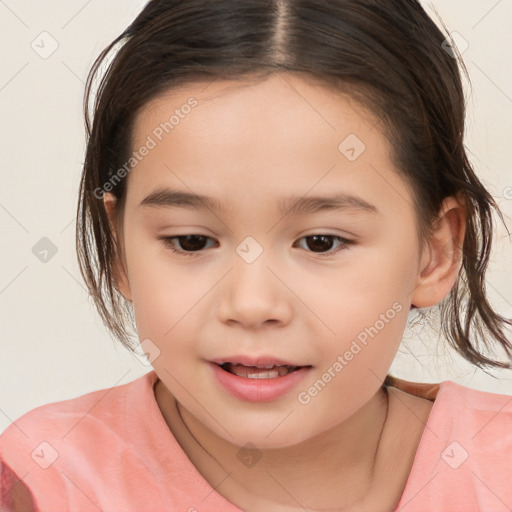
[411,194,466,308]
[103,192,132,302]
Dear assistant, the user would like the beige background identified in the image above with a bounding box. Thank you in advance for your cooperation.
[1,0,511,435]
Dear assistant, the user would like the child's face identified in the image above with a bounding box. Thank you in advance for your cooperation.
[111,72,428,448]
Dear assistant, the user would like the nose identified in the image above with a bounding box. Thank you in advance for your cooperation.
[217,254,293,329]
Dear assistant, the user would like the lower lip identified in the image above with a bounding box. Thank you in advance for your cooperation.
[209,363,310,403]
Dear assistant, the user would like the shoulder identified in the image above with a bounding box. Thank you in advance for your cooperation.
[0,371,157,508]
[434,380,512,432]
[432,381,512,474]
[395,380,512,511]
[394,378,512,454]
[387,376,512,427]
[1,370,155,444]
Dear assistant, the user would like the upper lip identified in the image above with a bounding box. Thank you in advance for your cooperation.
[209,355,307,368]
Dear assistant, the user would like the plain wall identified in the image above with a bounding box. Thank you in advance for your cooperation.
[1,0,511,435]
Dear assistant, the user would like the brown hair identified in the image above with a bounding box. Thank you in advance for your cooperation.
[76,0,512,370]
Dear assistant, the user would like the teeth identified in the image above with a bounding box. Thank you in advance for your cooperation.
[247,369,280,379]
[223,363,297,379]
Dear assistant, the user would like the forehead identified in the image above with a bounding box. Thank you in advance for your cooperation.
[132,72,380,150]
[126,72,413,220]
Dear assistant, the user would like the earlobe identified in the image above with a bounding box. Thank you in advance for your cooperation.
[103,193,133,302]
[411,195,466,309]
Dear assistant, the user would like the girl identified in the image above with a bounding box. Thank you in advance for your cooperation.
[1,0,511,510]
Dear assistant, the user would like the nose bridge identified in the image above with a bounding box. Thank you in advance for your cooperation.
[218,237,292,327]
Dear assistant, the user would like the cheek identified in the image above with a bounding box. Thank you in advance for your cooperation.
[294,247,415,343]
[292,241,415,389]
[314,298,408,389]
[122,230,202,339]
[295,305,409,433]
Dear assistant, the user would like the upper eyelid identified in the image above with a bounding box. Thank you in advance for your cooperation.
[160,233,352,253]
[160,233,352,242]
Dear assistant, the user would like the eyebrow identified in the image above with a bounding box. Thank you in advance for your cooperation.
[139,187,380,217]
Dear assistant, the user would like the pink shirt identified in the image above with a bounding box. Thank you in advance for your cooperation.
[1,370,511,511]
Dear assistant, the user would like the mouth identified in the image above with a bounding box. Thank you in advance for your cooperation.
[209,358,312,402]
[218,362,303,379]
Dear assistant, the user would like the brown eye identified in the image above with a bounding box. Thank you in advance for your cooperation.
[294,235,352,255]
[159,235,216,256]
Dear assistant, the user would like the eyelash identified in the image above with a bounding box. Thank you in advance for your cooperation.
[158,234,353,258]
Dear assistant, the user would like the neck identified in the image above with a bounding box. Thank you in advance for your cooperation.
[157,380,391,510]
